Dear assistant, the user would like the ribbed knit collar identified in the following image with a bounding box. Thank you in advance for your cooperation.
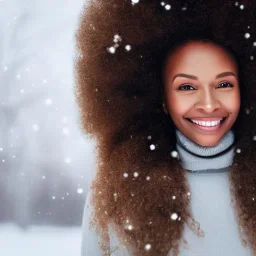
[175,129,236,173]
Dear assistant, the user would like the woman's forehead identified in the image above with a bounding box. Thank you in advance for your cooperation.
[165,41,238,77]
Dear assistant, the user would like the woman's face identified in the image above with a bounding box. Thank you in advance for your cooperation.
[163,41,241,147]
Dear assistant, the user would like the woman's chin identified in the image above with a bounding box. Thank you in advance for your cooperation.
[192,137,221,147]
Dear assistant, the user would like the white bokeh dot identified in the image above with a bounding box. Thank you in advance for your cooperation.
[77,188,84,194]
[145,244,151,250]
[107,46,116,54]
[171,150,178,158]
[125,45,132,51]
[65,157,72,164]
[171,213,178,220]
[123,173,129,178]
[150,144,155,150]
[165,4,171,10]
[133,172,139,177]
[245,33,250,39]
[45,98,52,105]
[32,124,39,132]
[63,127,69,135]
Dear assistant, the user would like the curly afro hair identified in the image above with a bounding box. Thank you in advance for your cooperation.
[75,0,256,255]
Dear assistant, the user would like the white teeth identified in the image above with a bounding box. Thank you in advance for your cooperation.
[190,118,223,127]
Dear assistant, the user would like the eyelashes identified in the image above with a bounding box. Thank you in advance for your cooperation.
[177,82,234,91]
[217,82,234,89]
[178,84,194,91]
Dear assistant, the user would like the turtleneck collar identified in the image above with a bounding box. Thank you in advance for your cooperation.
[175,129,236,173]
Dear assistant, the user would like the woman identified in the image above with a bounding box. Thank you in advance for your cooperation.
[75,0,256,255]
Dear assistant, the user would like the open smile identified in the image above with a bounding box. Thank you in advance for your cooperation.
[185,116,228,132]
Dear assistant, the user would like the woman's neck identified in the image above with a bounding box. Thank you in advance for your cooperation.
[175,129,236,173]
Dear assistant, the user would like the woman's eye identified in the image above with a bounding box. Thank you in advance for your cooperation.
[178,84,195,91]
[217,82,234,88]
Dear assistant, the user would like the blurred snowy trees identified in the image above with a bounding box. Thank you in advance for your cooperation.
[0,0,94,228]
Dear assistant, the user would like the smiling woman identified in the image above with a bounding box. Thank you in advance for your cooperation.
[162,40,241,147]
[75,1,256,256]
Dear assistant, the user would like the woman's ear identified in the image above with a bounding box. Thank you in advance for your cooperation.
[162,102,169,115]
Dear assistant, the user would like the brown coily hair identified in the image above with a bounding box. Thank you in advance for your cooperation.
[74,0,256,255]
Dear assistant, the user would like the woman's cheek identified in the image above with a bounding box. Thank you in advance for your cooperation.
[225,94,241,118]
[169,97,191,121]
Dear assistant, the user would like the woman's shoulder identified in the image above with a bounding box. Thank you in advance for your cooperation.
[81,188,103,255]
[81,188,131,256]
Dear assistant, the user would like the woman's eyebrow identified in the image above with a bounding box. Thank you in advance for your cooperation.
[172,71,236,82]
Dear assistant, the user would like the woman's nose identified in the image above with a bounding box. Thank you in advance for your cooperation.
[194,92,221,113]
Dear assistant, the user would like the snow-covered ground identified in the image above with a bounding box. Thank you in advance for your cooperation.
[0,224,82,256]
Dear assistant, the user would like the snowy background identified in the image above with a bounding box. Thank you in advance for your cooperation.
[0,0,95,255]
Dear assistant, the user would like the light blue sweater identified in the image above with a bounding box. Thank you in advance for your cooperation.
[81,130,252,255]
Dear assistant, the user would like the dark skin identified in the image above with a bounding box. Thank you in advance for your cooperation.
[162,41,241,147]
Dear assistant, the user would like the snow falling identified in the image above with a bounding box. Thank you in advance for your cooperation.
[1,0,256,255]
[0,0,93,255]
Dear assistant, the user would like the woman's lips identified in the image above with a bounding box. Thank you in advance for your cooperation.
[185,117,227,132]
